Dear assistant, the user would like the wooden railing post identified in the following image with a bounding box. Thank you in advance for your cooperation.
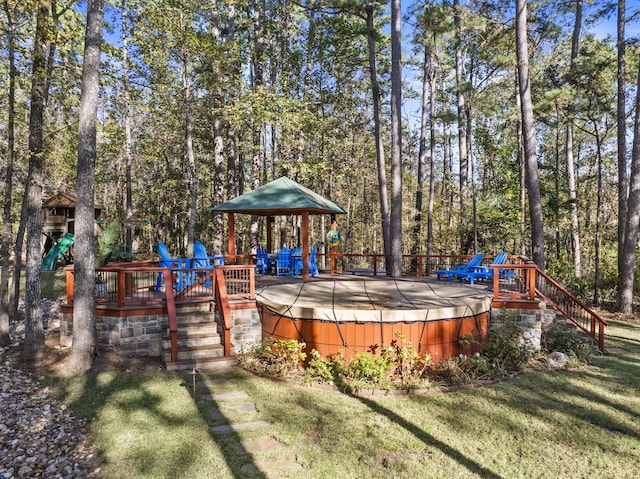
[214,268,233,357]
[117,270,126,307]
[66,268,74,303]
[163,268,178,363]
[528,265,536,301]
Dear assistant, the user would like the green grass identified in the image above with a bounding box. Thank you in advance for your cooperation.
[42,319,640,479]
[40,270,68,300]
[9,270,68,302]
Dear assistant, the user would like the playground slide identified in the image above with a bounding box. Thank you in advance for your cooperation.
[41,232,75,271]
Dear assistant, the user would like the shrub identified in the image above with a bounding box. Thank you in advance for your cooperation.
[483,322,534,376]
[237,338,306,378]
[303,349,336,384]
[334,351,394,390]
[430,354,490,384]
[542,324,594,365]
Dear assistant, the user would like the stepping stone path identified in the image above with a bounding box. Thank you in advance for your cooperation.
[196,376,303,477]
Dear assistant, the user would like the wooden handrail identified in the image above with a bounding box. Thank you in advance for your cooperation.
[214,267,233,357]
[533,266,607,351]
[162,267,179,362]
[67,256,606,357]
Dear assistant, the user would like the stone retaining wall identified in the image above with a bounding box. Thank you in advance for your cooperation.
[61,304,263,358]
[230,308,262,355]
[60,312,167,356]
[490,307,558,352]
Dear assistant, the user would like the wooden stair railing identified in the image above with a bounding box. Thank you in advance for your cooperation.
[162,267,179,362]
[532,266,607,352]
[212,265,255,357]
[490,261,607,352]
[214,267,233,357]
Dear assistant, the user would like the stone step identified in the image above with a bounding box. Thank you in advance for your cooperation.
[163,343,224,362]
[162,333,221,350]
[173,323,219,335]
[165,356,238,371]
[175,302,214,314]
[174,314,218,327]
[210,420,270,434]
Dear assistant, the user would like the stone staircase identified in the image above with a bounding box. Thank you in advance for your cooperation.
[162,302,237,371]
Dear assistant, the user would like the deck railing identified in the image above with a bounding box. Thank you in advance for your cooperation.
[532,266,607,351]
[65,264,255,361]
[318,253,607,351]
[66,254,606,359]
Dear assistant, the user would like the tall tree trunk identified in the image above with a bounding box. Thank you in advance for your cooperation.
[121,0,134,254]
[21,1,51,361]
[226,2,239,201]
[411,46,430,268]
[592,120,603,304]
[0,0,17,346]
[454,0,468,242]
[365,3,390,262]
[427,39,437,262]
[66,0,104,371]
[211,0,225,256]
[619,61,640,314]
[516,0,545,269]
[567,0,582,278]
[180,10,196,257]
[617,0,629,309]
[516,72,526,256]
[250,1,266,250]
[389,0,403,277]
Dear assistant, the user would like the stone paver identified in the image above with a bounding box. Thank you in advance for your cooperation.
[221,401,258,412]
[197,378,236,388]
[199,377,303,476]
[210,420,271,433]
[203,391,250,401]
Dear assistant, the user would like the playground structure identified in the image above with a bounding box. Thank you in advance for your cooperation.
[41,232,75,271]
[40,192,103,270]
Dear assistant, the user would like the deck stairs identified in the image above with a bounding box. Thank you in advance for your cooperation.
[162,302,237,371]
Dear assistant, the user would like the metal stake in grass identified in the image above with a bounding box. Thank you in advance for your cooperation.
[191,367,197,397]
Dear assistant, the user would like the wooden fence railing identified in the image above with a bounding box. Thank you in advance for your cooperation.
[316,253,607,351]
[66,254,606,358]
[65,264,255,361]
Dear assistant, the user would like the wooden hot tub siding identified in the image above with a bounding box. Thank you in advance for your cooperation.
[259,306,489,361]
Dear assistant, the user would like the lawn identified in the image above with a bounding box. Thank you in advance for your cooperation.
[37,312,640,479]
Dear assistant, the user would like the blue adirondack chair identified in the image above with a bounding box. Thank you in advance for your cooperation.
[255,245,270,274]
[435,253,484,282]
[193,241,224,287]
[309,245,319,277]
[275,247,293,276]
[457,252,511,285]
[155,242,191,292]
[293,246,319,277]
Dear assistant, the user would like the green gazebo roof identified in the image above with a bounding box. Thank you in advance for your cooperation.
[211,176,346,216]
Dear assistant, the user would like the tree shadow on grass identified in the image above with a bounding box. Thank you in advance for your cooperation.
[347,392,505,479]
[188,369,268,479]
[34,351,265,479]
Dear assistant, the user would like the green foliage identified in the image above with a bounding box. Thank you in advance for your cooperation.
[333,351,393,390]
[237,338,306,378]
[482,321,534,375]
[431,354,490,384]
[303,349,336,383]
[95,221,122,268]
[542,324,595,364]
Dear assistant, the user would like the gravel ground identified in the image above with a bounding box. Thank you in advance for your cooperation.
[1,300,100,478]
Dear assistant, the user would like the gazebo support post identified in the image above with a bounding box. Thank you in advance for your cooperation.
[227,213,236,259]
[266,215,273,252]
[302,212,309,280]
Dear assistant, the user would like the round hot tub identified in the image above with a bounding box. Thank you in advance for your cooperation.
[256,278,493,362]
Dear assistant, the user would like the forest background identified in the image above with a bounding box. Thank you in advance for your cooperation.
[1,0,640,346]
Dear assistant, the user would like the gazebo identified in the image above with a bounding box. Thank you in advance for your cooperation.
[211,176,346,280]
